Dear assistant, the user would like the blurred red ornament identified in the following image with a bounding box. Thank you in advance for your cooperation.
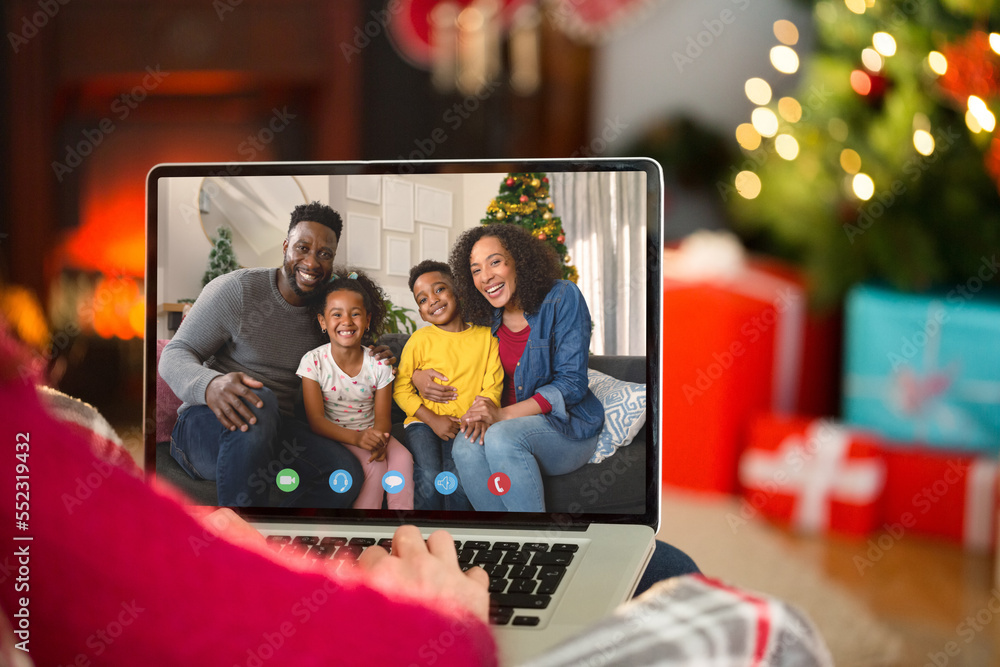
[542,176,549,183]
[538,232,547,240]
[506,177,515,186]
[557,234,565,243]
[938,31,1000,107]
[520,195,529,202]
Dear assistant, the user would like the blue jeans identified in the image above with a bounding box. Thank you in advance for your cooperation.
[453,415,599,512]
[169,387,362,508]
[633,541,702,596]
[402,422,471,511]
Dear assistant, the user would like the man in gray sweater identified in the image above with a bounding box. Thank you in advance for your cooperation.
[160,202,387,507]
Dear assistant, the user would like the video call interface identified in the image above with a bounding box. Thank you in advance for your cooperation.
[152,167,652,518]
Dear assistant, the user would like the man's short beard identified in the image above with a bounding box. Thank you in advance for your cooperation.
[283,263,325,304]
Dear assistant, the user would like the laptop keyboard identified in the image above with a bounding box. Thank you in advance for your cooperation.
[264,535,578,626]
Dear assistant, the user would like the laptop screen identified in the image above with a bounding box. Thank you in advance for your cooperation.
[145,159,661,529]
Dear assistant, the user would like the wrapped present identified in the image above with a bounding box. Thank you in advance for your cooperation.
[738,416,886,536]
[843,283,1000,455]
[882,446,997,551]
[661,232,806,493]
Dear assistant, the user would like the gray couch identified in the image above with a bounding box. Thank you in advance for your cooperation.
[154,333,648,514]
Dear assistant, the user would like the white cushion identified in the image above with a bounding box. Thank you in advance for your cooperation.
[587,368,647,464]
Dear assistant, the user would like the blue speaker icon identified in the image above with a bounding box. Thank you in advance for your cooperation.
[434,471,459,496]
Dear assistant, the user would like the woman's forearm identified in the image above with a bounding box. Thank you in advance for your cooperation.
[500,397,543,421]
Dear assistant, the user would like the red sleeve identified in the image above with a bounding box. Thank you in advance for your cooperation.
[0,375,497,667]
[531,393,553,414]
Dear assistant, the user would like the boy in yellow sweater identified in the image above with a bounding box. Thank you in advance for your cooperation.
[394,260,503,510]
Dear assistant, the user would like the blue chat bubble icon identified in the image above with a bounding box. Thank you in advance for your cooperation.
[382,471,405,495]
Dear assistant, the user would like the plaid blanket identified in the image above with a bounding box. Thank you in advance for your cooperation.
[522,574,833,666]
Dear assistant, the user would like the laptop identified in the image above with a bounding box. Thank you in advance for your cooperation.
[144,158,663,665]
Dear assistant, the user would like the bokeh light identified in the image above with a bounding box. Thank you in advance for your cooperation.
[913,129,935,156]
[850,70,872,95]
[829,118,849,141]
[990,33,1000,55]
[840,149,862,174]
[873,32,897,57]
[775,134,800,160]
[853,173,875,200]
[770,46,800,74]
[773,20,799,45]
[845,0,866,15]
[968,95,996,132]
[966,109,984,133]
[912,112,931,133]
[736,123,763,150]
[745,78,772,105]
[778,97,803,122]
[735,171,762,199]
[751,107,780,137]
[927,51,948,75]
[861,48,883,72]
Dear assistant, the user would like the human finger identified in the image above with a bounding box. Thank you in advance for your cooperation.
[201,508,267,550]
[237,372,266,393]
[358,544,390,569]
[464,563,489,588]
[225,395,258,429]
[424,385,456,403]
[212,398,251,432]
[427,370,450,383]
[391,525,428,559]
[425,529,459,566]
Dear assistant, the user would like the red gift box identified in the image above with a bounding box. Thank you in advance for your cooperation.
[882,446,997,551]
[661,239,806,493]
[738,416,886,536]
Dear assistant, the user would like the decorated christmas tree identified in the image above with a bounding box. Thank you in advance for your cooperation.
[202,226,240,287]
[482,173,579,282]
[724,0,1000,306]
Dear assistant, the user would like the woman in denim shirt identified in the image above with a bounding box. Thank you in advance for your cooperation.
[445,223,604,512]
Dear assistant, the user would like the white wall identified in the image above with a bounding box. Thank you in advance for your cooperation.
[462,173,507,232]
[155,174,328,338]
[156,172,510,337]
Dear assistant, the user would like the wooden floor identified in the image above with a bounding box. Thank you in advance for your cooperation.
[773,525,1000,666]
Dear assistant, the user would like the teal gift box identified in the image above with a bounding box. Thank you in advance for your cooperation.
[843,283,1000,455]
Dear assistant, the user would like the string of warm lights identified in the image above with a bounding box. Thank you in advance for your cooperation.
[731,0,1000,204]
[732,18,801,199]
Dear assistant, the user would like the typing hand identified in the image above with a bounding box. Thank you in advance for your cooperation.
[358,526,489,624]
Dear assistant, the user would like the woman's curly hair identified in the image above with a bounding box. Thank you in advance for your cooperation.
[307,268,387,346]
[449,223,561,326]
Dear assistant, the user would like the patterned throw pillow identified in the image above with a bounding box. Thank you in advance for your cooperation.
[587,368,647,464]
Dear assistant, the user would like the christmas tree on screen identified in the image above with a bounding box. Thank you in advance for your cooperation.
[723,0,1000,306]
[202,226,240,287]
[482,173,579,282]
